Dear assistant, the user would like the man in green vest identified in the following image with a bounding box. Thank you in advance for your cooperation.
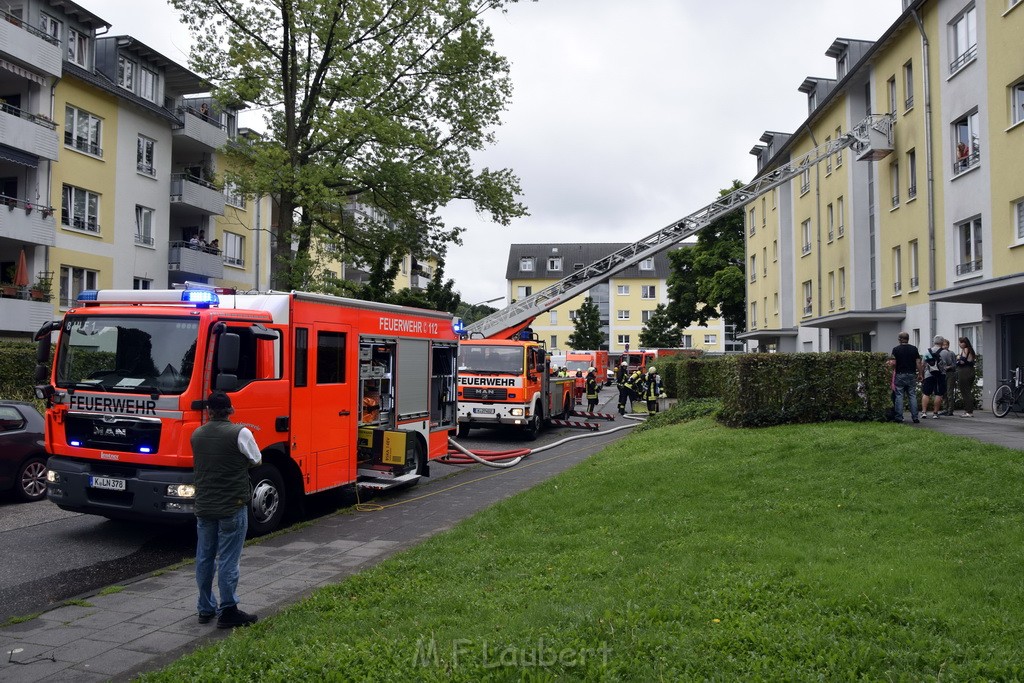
[191,390,262,629]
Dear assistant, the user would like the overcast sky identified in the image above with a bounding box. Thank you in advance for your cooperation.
[91,0,901,305]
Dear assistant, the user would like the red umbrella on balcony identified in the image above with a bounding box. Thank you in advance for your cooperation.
[13,248,29,288]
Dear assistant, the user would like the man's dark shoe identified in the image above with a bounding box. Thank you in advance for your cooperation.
[198,611,216,624]
[217,605,258,629]
[912,418,921,423]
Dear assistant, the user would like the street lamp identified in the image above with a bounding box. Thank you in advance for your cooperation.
[472,296,504,307]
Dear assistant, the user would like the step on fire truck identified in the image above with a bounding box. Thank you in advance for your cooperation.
[455,334,575,440]
[34,289,460,535]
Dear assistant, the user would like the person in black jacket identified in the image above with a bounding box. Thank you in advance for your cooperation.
[890,332,923,423]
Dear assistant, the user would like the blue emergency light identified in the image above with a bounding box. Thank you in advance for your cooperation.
[180,289,219,306]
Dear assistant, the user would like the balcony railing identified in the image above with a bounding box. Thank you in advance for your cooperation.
[828,230,834,241]
[168,240,224,278]
[803,304,813,316]
[64,131,103,157]
[950,43,977,73]
[955,259,982,276]
[838,225,845,238]
[905,95,914,110]
[829,299,835,310]
[749,272,757,283]
[954,150,980,175]
[0,102,57,130]
[801,243,812,255]
[0,8,60,44]
[839,296,846,308]
[223,254,244,267]
[908,184,917,199]
[61,212,99,233]
[134,233,155,246]
[910,276,919,289]
[893,281,902,295]
[891,193,900,207]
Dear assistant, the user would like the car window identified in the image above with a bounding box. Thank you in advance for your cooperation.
[0,406,26,432]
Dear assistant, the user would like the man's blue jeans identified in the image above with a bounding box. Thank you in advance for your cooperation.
[196,505,248,615]
[893,372,919,421]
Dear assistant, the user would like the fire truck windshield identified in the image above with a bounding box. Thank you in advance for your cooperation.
[458,345,524,375]
[55,316,200,395]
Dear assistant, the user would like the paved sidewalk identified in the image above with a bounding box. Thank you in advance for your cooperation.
[0,404,632,683]
[906,405,1024,450]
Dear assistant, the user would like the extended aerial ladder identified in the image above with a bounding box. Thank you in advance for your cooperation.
[466,114,894,340]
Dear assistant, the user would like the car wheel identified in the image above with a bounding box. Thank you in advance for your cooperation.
[15,456,48,502]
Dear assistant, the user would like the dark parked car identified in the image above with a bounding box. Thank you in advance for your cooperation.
[0,401,48,502]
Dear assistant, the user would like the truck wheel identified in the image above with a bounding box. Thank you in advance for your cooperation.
[248,463,286,537]
[525,406,541,441]
[457,422,472,439]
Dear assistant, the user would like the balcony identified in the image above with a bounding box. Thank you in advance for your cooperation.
[168,241,223,279]
[955,259,982,277]
[0,105,58,160]
[0,10,62,78]
[953,150,980,176]
[170,173,225,216]
[0,197,56,246]
[172,106,227,153]
[0,294,52,333]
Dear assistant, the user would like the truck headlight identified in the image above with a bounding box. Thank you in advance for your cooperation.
[510,408,524,417]
[166,484,196,498]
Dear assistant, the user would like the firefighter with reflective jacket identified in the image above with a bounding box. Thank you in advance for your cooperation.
[585,367,600,412]
[645,365,662,413]
[615,361,631,415]
[629,369,646,409]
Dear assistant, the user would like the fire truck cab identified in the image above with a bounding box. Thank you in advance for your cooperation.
[36,289,459,535]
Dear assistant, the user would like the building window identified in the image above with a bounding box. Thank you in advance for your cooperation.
[762,247,767,277]
[224,231,245,267]
[639,257,654,271]
[224,181,246,208]
[568,310,578,322]
[641,309,654,323]
[807,90,817,114]
[140,67,157,102]
[750,301,758,330]
[680,334,693,349]
[909,240,920,289]
[549,311,557,325]
[133,277,152,290]
[890,161,900,207]
[957,323,983,355]
[617,334,630,346]
[800,167,810,195]
[887,76,897,115]
[953,111,980,173]
[825,135,832,174]
[893,246,902,295]
[59,266,97,307]
[516,285,532,299]
[907,150,917,199]
[801,219,812,255]
[137,135,155,176]
[704,334,717,345]
[773,292,779,315]
[519,257,534,272]
[802,281,813,317]
[827,203,834,241]
[837,196,845,237]
[67,29,88,67]
[749,255,757,282]
[616,285,629,295]
[950,6,977,73]
[772,239,778,261]
[39,13,61,40]
[617,310,630,320]
[117,55,136,90]
[641,285,656,300]
[838,268,846,308]
[834,126,843,167]
[748,208,756,236]
[1015,199,1024,243]
[903,60,914,109]
[64,105,102,157]
[1013,81,1024,126]
[761,197,766,226]
[550,335,558,349]
[828,271,836,310]
[134,205,154,246]
[955,217,983,276]
[61,185,99,233]
[837,53,848,78]
[547,256,562,271]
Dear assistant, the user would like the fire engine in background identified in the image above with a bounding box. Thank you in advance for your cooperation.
[34,288,459,535]
[565,350,610,385]
[618,351,657,374]
[456,335,575,440]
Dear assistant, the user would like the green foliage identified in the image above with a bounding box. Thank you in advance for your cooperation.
[638,303,680,348]
[141,420,1024,680]
[0,342,43,401]
[715,352,891,427]
[566,297,605,350]
[171,0,530,290]
[666,180,746,330]
[673,356,732,400]
[633,398,721,433]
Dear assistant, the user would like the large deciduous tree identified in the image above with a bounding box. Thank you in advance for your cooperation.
[666,181,746,332]
[639,304,681,348]
[172,0,529,291]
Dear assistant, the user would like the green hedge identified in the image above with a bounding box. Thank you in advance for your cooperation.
[666,352,891,427]
[0,341,46,401]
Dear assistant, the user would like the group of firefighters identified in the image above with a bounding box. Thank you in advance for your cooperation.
[613,362,663,416]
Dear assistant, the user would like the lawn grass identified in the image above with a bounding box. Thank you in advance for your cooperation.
[141,418,1024,681]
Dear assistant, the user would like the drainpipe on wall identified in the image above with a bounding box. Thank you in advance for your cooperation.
[808,127,825,352]
[912,8,937,341]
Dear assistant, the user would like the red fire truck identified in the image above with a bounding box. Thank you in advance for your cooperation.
[34,289,459,535]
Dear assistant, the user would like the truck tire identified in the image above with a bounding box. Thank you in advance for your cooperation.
[248,463,286,537]
[525,404,541,441]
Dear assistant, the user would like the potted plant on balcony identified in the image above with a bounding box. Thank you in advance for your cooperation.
[29,274,52,302]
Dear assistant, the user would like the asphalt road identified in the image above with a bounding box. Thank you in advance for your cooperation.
[0,396,623,623]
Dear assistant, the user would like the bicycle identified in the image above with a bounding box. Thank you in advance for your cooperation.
[991,367,1024,417]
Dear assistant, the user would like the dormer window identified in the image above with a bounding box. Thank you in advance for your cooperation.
[140,66,157,102]
[547,257,562,271]
[519,257,534,272]
[67,29,88,67]
[117,55,135,90]
[639,257,654,271]
[808,91,817,113]
[837,54,849,79]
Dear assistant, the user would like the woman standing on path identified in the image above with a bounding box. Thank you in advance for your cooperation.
[955,337,977,417]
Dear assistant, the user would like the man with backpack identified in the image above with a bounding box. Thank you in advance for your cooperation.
[921,335,954,419]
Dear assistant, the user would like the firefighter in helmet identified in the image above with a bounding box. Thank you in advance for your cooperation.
[615,361,631,415]
[585,366,600,412]
[645,365,662,413]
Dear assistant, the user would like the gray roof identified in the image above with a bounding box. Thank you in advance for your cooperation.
[506,242,685,281]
